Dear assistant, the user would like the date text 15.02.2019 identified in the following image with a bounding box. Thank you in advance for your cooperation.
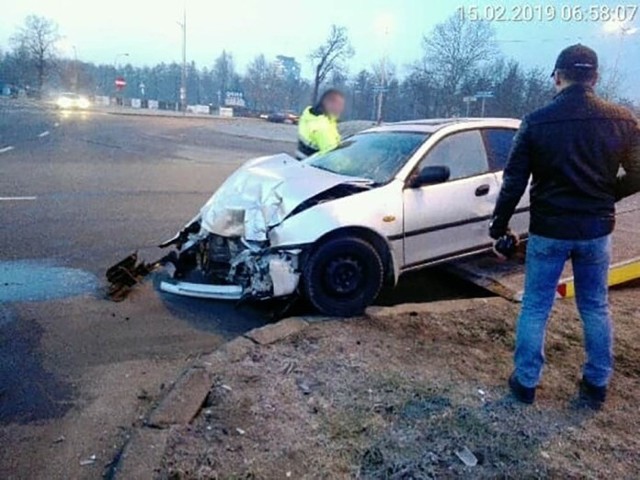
[458,4,638,23]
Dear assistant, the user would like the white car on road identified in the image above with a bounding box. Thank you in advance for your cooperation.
[159,118,529,316]
[55,92,91,110]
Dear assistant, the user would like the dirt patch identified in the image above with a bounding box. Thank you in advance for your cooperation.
[161,287,640,479]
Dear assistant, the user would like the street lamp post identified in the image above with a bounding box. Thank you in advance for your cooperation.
[376,56,387,125]
[57,38,79,92]
[72,45,78,92]
[177,5,187,114]
[374,15,393,124]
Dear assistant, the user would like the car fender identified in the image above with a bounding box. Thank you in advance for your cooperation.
[268,181,405,283]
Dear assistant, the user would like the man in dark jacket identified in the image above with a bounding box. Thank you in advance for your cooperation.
[489,44,640,407]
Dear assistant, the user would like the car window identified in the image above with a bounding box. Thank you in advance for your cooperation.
[307,131,428,185]
[483,128,517,171]
[417,129,488,180]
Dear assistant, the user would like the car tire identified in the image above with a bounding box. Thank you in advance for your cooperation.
[303,236,384,317]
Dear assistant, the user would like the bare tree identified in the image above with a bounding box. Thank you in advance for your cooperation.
[309,25,354,103]
[422,14,497,115]
[242,54,283,112]
[11,15,60,93]
[598,62,625,102]
[521,67,554,115]
[211,50,239,106]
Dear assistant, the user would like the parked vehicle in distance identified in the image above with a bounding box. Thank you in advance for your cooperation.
[158,118,529,316]
[264,111,300,124]
[55,92,91,110]
[231,107,263,119]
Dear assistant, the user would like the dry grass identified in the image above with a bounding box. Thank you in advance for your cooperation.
[161,287,640,479]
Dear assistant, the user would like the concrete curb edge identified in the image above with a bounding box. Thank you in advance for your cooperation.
[110,316,312,479]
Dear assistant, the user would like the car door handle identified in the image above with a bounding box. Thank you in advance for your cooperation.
[475,184,491,197]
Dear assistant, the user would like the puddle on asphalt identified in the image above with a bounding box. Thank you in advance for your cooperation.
[0,259,98,303]
[0,260,92,424]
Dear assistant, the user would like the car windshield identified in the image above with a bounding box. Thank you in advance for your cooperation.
[61,93,79,99]
[306,131,428,184]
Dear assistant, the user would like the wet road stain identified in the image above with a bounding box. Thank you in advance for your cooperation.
[0,314,74,425]
[0,259,98,303]
[0,305,13,327]
[0,260,92,424]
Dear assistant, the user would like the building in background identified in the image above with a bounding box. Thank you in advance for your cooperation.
[274,55,301,83]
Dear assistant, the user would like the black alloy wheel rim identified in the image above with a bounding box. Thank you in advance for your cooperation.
[323,255,365,296]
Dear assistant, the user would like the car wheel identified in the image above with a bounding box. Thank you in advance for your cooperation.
[303,236,384,317]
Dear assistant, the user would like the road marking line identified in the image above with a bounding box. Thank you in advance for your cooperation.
[0,196,38,201]
[38,130,50,138]
[0,146,15,154]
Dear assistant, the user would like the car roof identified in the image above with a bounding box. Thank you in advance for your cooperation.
[363,117,521,134]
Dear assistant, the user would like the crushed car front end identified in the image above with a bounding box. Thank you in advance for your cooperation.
[158,153,377,302]
[160,232,303,301]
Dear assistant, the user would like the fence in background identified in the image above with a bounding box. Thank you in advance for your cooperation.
[93,95,233,117]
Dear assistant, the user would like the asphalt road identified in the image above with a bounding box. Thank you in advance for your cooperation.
[0,100,299,479]
[0,100,487,479]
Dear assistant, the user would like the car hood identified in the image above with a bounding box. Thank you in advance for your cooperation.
[199,153,371,241]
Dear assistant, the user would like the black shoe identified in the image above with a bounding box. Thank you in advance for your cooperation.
[509,373,535,404]
[579,378,607,410]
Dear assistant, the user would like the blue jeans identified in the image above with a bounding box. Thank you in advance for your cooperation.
[515,234,613,388]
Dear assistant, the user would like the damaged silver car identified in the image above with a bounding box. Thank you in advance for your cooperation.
[154,118,529,316]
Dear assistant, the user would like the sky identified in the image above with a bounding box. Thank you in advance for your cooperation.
[1,0,639,99]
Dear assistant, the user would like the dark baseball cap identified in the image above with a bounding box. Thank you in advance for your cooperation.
[551,44,599,77]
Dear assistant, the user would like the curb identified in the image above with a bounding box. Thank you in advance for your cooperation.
[146,367,213,428]
[365,297,509,320]
[110,316,312,479]
[101,108,232,121]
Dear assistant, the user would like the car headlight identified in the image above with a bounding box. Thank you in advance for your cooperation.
[57,98,72,108]
[78,98,90,109]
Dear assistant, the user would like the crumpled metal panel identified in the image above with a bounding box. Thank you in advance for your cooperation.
[198,153,369,241]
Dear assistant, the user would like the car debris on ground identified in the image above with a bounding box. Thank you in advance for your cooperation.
[79,454,97,466]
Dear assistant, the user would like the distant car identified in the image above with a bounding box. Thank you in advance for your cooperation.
[231,107,262,119]
[158,118,529,316]
[56,92,90,110]
[265,111,299,124]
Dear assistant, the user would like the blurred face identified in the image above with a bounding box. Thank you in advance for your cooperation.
[323,94,345,118]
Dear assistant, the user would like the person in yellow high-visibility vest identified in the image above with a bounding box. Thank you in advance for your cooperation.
[295,89,345,160]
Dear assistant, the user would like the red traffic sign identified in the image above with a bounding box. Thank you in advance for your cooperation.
[115,77,127,90]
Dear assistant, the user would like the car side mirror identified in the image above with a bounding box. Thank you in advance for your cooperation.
[409,165,451,188]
